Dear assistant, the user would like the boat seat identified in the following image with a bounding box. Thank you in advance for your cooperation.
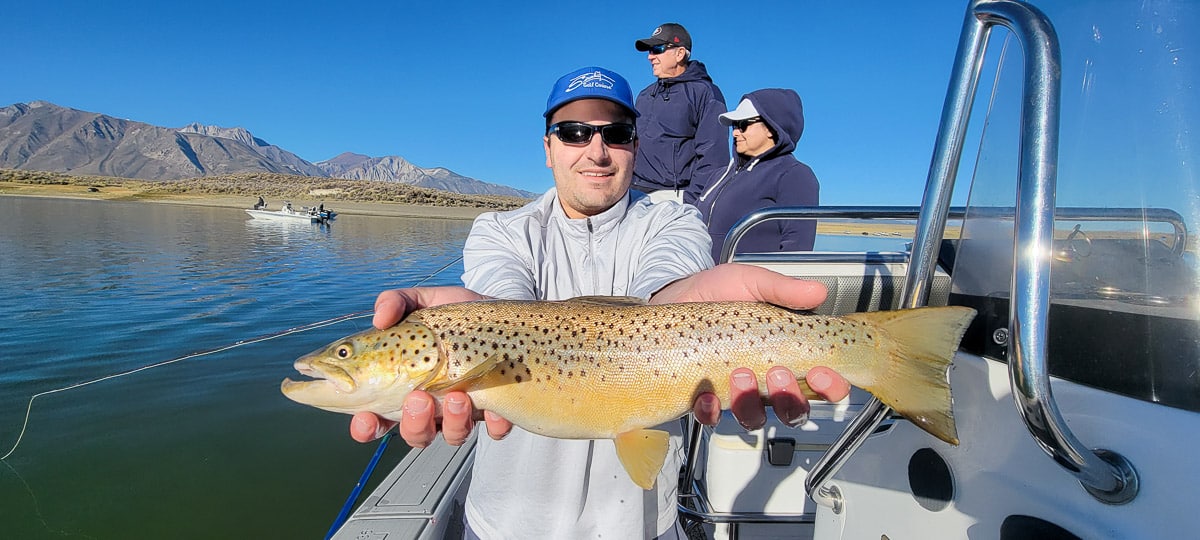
[733,251,952,315]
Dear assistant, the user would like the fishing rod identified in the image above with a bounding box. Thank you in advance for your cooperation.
[1,255,464,462]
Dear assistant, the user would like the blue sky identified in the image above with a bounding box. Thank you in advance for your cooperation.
[3,1,970,205]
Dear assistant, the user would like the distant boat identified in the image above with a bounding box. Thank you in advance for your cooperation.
[245,201,335,223]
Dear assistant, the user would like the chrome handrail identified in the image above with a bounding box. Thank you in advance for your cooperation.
[802,0,1140,509]
[725,205,1188,260]
[721,206,931,263]
[988,0,1140,505]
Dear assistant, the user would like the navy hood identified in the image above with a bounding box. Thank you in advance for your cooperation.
[736,88,804,161]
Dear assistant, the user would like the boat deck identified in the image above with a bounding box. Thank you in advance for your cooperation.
[331,434,475,540]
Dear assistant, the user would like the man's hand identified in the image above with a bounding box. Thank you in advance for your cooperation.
[654,264,851,429]
[650,262,828,309]
[350,286,513,446]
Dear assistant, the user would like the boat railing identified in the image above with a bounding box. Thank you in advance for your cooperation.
[800,0,1140,512]
[683,1,1149,527]
[685,198,1175,522]
[723,205,1187,261]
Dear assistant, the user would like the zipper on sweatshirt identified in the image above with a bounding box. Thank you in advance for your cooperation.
[586,217,599,293]
[700,157,761,227]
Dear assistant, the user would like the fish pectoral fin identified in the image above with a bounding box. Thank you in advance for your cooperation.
[421,353,500,393]
[614,429,669,490]
[567,295,647,306]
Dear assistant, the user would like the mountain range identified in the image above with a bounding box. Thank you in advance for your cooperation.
[0,101,534,198]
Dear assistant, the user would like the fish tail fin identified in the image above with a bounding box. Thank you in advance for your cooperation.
[614,429,670,490]
[845,306,976,445]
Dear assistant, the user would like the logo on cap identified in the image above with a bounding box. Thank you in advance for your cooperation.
[652,26,663,36]
[565,71,616,93]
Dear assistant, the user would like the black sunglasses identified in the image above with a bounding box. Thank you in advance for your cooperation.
[731,117,763,132]
[648,43,678,55]
[548,122,637,146]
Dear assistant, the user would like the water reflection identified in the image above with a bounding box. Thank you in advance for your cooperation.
[0,197,471,539]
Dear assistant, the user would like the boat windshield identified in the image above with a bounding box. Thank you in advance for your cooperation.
[947,0,1199,412]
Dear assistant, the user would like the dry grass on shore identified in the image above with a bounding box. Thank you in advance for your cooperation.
[0,169,531,218]
[2,168,942,236]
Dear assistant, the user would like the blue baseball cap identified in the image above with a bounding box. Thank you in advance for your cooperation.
[543,66,639,119]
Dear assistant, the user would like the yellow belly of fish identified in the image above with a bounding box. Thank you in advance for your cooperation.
[459,331,884,439]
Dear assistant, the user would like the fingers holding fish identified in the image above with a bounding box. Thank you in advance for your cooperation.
[730,368,768,430]
[441,392,475,446]
[804,366,851,403]
[373,286,487,329]
[392,390,511,447]
[399,391,438,448]
[691,393,722,425]
[767,366,810,427]
[350,412,395,443]
[482,410,513,441]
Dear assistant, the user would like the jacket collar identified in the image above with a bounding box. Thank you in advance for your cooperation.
[545,188,632,235]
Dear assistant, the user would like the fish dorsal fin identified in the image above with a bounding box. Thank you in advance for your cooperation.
[421,352,500,393]
[567,296,647,307]
[614,429,670,490]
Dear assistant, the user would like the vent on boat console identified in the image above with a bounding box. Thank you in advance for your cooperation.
[907,447,953,512]
[1000,515,1082,540]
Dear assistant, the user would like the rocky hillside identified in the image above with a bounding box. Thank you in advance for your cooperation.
[0,101,534,198]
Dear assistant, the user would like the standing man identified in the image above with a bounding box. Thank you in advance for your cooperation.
[350,66,849,539]
[633,23,729,205]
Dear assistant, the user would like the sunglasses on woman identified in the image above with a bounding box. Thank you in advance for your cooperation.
[731,117,763,132]
[548,122,638,146]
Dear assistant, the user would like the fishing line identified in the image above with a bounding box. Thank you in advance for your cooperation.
[1,254,465,461]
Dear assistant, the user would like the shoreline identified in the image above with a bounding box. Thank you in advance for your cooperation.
[0,181,928,237]
[0,182,491,220]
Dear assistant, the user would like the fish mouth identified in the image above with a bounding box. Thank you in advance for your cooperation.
[282,359,358,395]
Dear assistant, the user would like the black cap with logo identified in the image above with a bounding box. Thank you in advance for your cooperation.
[635,23,692,51]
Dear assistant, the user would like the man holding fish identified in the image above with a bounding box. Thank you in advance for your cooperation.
[338,67,852,539]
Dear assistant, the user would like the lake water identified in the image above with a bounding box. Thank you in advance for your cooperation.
[0,197,471,539]
[0,196,907,539]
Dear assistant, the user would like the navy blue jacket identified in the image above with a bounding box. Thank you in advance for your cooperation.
[692,88,820,261]
[633,60,729,203]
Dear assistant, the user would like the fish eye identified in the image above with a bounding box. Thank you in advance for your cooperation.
[336,344,353,358]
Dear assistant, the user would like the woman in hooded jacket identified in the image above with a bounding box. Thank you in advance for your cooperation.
[691,88,820,262]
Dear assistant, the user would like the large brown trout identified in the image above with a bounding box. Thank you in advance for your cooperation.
[282,298,975,489]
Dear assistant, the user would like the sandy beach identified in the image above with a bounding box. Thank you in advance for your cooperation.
[0,180,494,220]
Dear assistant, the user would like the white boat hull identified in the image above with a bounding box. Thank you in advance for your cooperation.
[245,209,322,223]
